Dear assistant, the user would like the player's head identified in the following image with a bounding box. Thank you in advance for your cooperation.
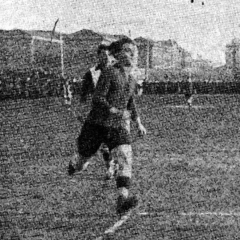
[97,44,110,67]
[135,80,143,96]
[109,37,137,67]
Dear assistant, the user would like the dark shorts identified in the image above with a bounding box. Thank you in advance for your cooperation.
[77,121,131,158]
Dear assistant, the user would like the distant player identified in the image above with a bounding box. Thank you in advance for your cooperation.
[68,37,147,215]
[80,44,113,103]
[135,79,144,96]
[184,75,194,108]
[63,77,73,106]
[78,44,115,179]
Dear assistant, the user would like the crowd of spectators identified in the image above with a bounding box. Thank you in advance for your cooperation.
[0,68,70,100]
[0,67,240,101]
[143,80,240,95]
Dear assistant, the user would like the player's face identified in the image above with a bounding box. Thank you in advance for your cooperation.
[136,80,143,96]
[118,43,136,67]
[98,50,109,67]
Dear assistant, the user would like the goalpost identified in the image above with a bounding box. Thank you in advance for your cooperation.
[145,40,150,82]
[29,22,70,103]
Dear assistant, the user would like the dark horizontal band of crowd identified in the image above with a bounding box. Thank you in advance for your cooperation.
[1,74,240,101]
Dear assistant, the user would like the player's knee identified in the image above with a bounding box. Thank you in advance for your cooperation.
[121,145,133,164]
[112,144,132,164]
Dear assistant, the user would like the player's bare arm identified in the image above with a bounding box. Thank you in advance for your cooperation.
[127,96,146,135]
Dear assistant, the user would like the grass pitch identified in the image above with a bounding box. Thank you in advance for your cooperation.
[1,94,240,239]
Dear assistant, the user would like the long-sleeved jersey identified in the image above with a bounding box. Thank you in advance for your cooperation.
[86,64,139,128]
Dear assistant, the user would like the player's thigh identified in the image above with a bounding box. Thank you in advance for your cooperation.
[77,122,104,158]
[106,127,132,151]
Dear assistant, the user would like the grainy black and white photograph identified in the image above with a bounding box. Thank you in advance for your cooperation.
[1,0,240,239]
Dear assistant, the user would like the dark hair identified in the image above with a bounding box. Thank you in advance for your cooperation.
[109,37,136,57]
[97,44,109,55]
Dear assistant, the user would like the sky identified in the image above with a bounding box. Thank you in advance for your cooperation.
[1,0,240,65]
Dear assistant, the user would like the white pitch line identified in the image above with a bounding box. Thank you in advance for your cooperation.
[181,212,240,217]
[165,105,215,108]
[192,105,215,108]
[95,211,153,239]
[138,212,149,216]
[95,210,240,239]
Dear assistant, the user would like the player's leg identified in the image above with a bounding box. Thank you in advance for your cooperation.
[63,83,68,104]
[188,95,193,106]
[103,148,119,180]
[67,83,73,106]
[187,94,193,108]
[185,93,191,108]
[68,122,103,175]
[104,119,130,180]
[101,143,116,179]
[65,92,71,106]
[112,144,138,215]
[107,127,138,215]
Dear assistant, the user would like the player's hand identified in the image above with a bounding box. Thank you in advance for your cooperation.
[110,107,120,114]
[138,123,147,136]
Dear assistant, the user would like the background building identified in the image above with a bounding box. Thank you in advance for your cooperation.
[225,38,240,79]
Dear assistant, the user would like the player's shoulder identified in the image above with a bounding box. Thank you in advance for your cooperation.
[101,64,121,78]
[83,69,92,79]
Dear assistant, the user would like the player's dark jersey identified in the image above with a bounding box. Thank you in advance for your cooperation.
[87,63,139,128]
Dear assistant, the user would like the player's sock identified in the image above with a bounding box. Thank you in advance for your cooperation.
[116,195,138,215]
[116,176,138,214]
